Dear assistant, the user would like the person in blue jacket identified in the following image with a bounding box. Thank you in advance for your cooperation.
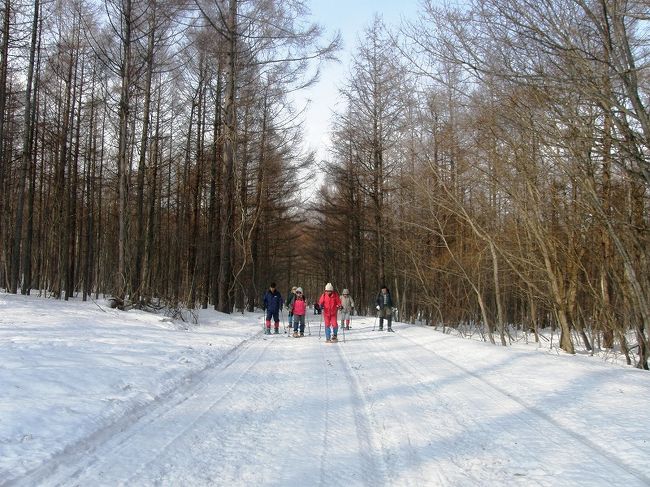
[263,282,283,335]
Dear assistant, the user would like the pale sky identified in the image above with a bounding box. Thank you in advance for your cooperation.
[296,0,423,164]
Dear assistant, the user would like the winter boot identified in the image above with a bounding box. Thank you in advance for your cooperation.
[274,327,279,334]
[387,327,394,332]
[265,328,271,335]
[331,335,338,342]
[293,331,299,338]
[300,332,304,337]
[326,338,332,342]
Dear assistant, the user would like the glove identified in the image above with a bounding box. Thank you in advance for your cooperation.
[376,305,380,310]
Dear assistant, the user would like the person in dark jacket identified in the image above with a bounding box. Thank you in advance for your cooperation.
[263,283,283,335]
[375,285,394,332]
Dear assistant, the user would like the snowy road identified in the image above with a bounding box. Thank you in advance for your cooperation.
[6,315,650,487]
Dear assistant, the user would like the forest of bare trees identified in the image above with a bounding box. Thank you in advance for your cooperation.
[0,0,337,312]
[1,0,648,369]
[313,0,649,369]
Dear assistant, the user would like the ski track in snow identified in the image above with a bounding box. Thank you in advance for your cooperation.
[335,341,388,485]
[393,331,650,486]
[366,327,649,486]
[317,340,331,487]
[4,313,650,486]
[11,325,385,487]
[5,332,269,487]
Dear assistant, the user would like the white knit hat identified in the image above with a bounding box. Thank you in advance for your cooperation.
[325,282,334,291]
[291,286,297,292]
[342,289,349,295]
[296,287,303,294]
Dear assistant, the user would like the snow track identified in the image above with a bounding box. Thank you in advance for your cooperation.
[6,316,650,486]
[6,333,269,486]
[394,332,650,486]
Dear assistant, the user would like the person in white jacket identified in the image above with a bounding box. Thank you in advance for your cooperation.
[340,289,355,330]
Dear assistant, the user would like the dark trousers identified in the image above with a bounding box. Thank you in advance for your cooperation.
[379,306,392,329]
[266,309,279,323]
[293,314,305,332]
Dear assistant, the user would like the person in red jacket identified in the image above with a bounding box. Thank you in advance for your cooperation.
[290,287,307,337]
[319,282,342,342]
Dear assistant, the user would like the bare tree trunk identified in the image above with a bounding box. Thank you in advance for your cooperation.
[233,102,251,312]
[189,60,206,306]
[21,0,41,296]
[95,91,107,300]
[64,32,83,301]
[527,287,540,343]
[373,140,385,285]
[117,0,133,306]
[217,0,238,313]
[0,0,11,271]
[206,70,222,309]
[489,241,507,346]
[53,39,76,299]
[83,75,97,302]
[9,0,39,294]
[247,89,266,312]
[134,5,156,304]
[23,123,37,295]
[143,86,162,301]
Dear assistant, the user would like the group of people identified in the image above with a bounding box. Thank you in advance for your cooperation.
[262,282,395,341]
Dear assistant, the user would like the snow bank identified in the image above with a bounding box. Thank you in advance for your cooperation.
[0,292,260,481]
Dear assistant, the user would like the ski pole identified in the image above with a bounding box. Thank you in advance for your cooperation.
[318,311,323,340]
[286,308,293,337]
[373,313,377,331]
[342,316,346,343]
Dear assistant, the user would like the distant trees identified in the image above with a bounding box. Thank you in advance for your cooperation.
[195,0,338,312]
[1,0,337,313]
[313,16,407,310]
[317,1,649,368]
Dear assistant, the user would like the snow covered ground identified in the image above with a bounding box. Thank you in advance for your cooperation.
[1,292,649,486]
